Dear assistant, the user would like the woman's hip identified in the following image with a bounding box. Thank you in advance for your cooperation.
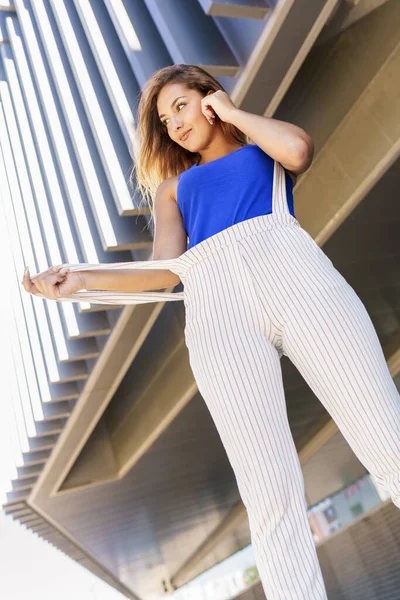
[180,217,348,341]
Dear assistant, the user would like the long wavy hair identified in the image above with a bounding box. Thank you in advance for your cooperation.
[130,64,249,223]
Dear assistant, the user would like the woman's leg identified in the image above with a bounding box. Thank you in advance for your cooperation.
[183,243,328,600]
[271,228,400,506]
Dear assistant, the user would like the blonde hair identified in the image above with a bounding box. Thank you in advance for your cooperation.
[130,64,248,223]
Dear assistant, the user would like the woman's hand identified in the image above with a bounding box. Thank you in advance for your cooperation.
[22,265,87,300]
[201,90,238,124]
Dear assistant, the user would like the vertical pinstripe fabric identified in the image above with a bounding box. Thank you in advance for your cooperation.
[56,161,400,598]
[165,161,399,599]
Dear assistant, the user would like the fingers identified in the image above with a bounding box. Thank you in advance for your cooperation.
[35,272,66,298]
[204,109,215,124]
[201,96,216,124]
[27,267,47,296]
[22,265,69,299]
[22,266,43,296]
[22,267,35,294]
[204,105,215,122]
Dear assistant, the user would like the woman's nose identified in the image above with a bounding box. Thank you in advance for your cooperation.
[171,115,183,131]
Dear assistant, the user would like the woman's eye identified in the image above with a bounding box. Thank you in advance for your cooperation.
[162,103,186,126]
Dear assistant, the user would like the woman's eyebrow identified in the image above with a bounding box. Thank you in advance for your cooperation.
[159,96,188,119]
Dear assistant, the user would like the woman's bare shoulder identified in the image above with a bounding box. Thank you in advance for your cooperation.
[171,175,181,204]
[159,175,179,204]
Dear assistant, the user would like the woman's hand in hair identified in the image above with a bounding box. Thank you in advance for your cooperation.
[202,90,237,124]
[22,265,87,300]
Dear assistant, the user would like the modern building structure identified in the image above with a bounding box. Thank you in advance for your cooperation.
[1,1,399,599]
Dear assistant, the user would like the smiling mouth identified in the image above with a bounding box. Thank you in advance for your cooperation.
[180,129,192,141]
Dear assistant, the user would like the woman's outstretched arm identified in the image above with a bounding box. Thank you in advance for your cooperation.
[22,263,180,301]
[22,177,186,300]
[71,176,185,295]
[82,266,179,292]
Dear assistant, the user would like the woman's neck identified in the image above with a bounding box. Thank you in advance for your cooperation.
[196,141,245,166]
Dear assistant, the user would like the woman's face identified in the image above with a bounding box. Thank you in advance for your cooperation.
[156,82,215,151]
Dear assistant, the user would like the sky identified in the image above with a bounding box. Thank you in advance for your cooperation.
[0,511,125,600]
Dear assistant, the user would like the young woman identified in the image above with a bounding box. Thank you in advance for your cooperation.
[23,64,400,600]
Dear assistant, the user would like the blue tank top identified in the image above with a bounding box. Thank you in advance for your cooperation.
[177,144,295,250]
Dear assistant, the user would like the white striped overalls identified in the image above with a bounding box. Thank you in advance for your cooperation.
[57,161,400,599]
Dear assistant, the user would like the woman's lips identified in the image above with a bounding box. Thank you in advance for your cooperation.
[181,129,192,141]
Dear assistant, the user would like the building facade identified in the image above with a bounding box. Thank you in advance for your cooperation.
[1,1,399,599]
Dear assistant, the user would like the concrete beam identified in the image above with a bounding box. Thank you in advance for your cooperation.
[231,0,339,116]
[143,0,239,77]
[49,323,197,494]
[29,298,176,503]
[170,500,248,589]
[197,0,270,20]
[294,37,400,246]
[316,0,392,46]
[0,3,15,13]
